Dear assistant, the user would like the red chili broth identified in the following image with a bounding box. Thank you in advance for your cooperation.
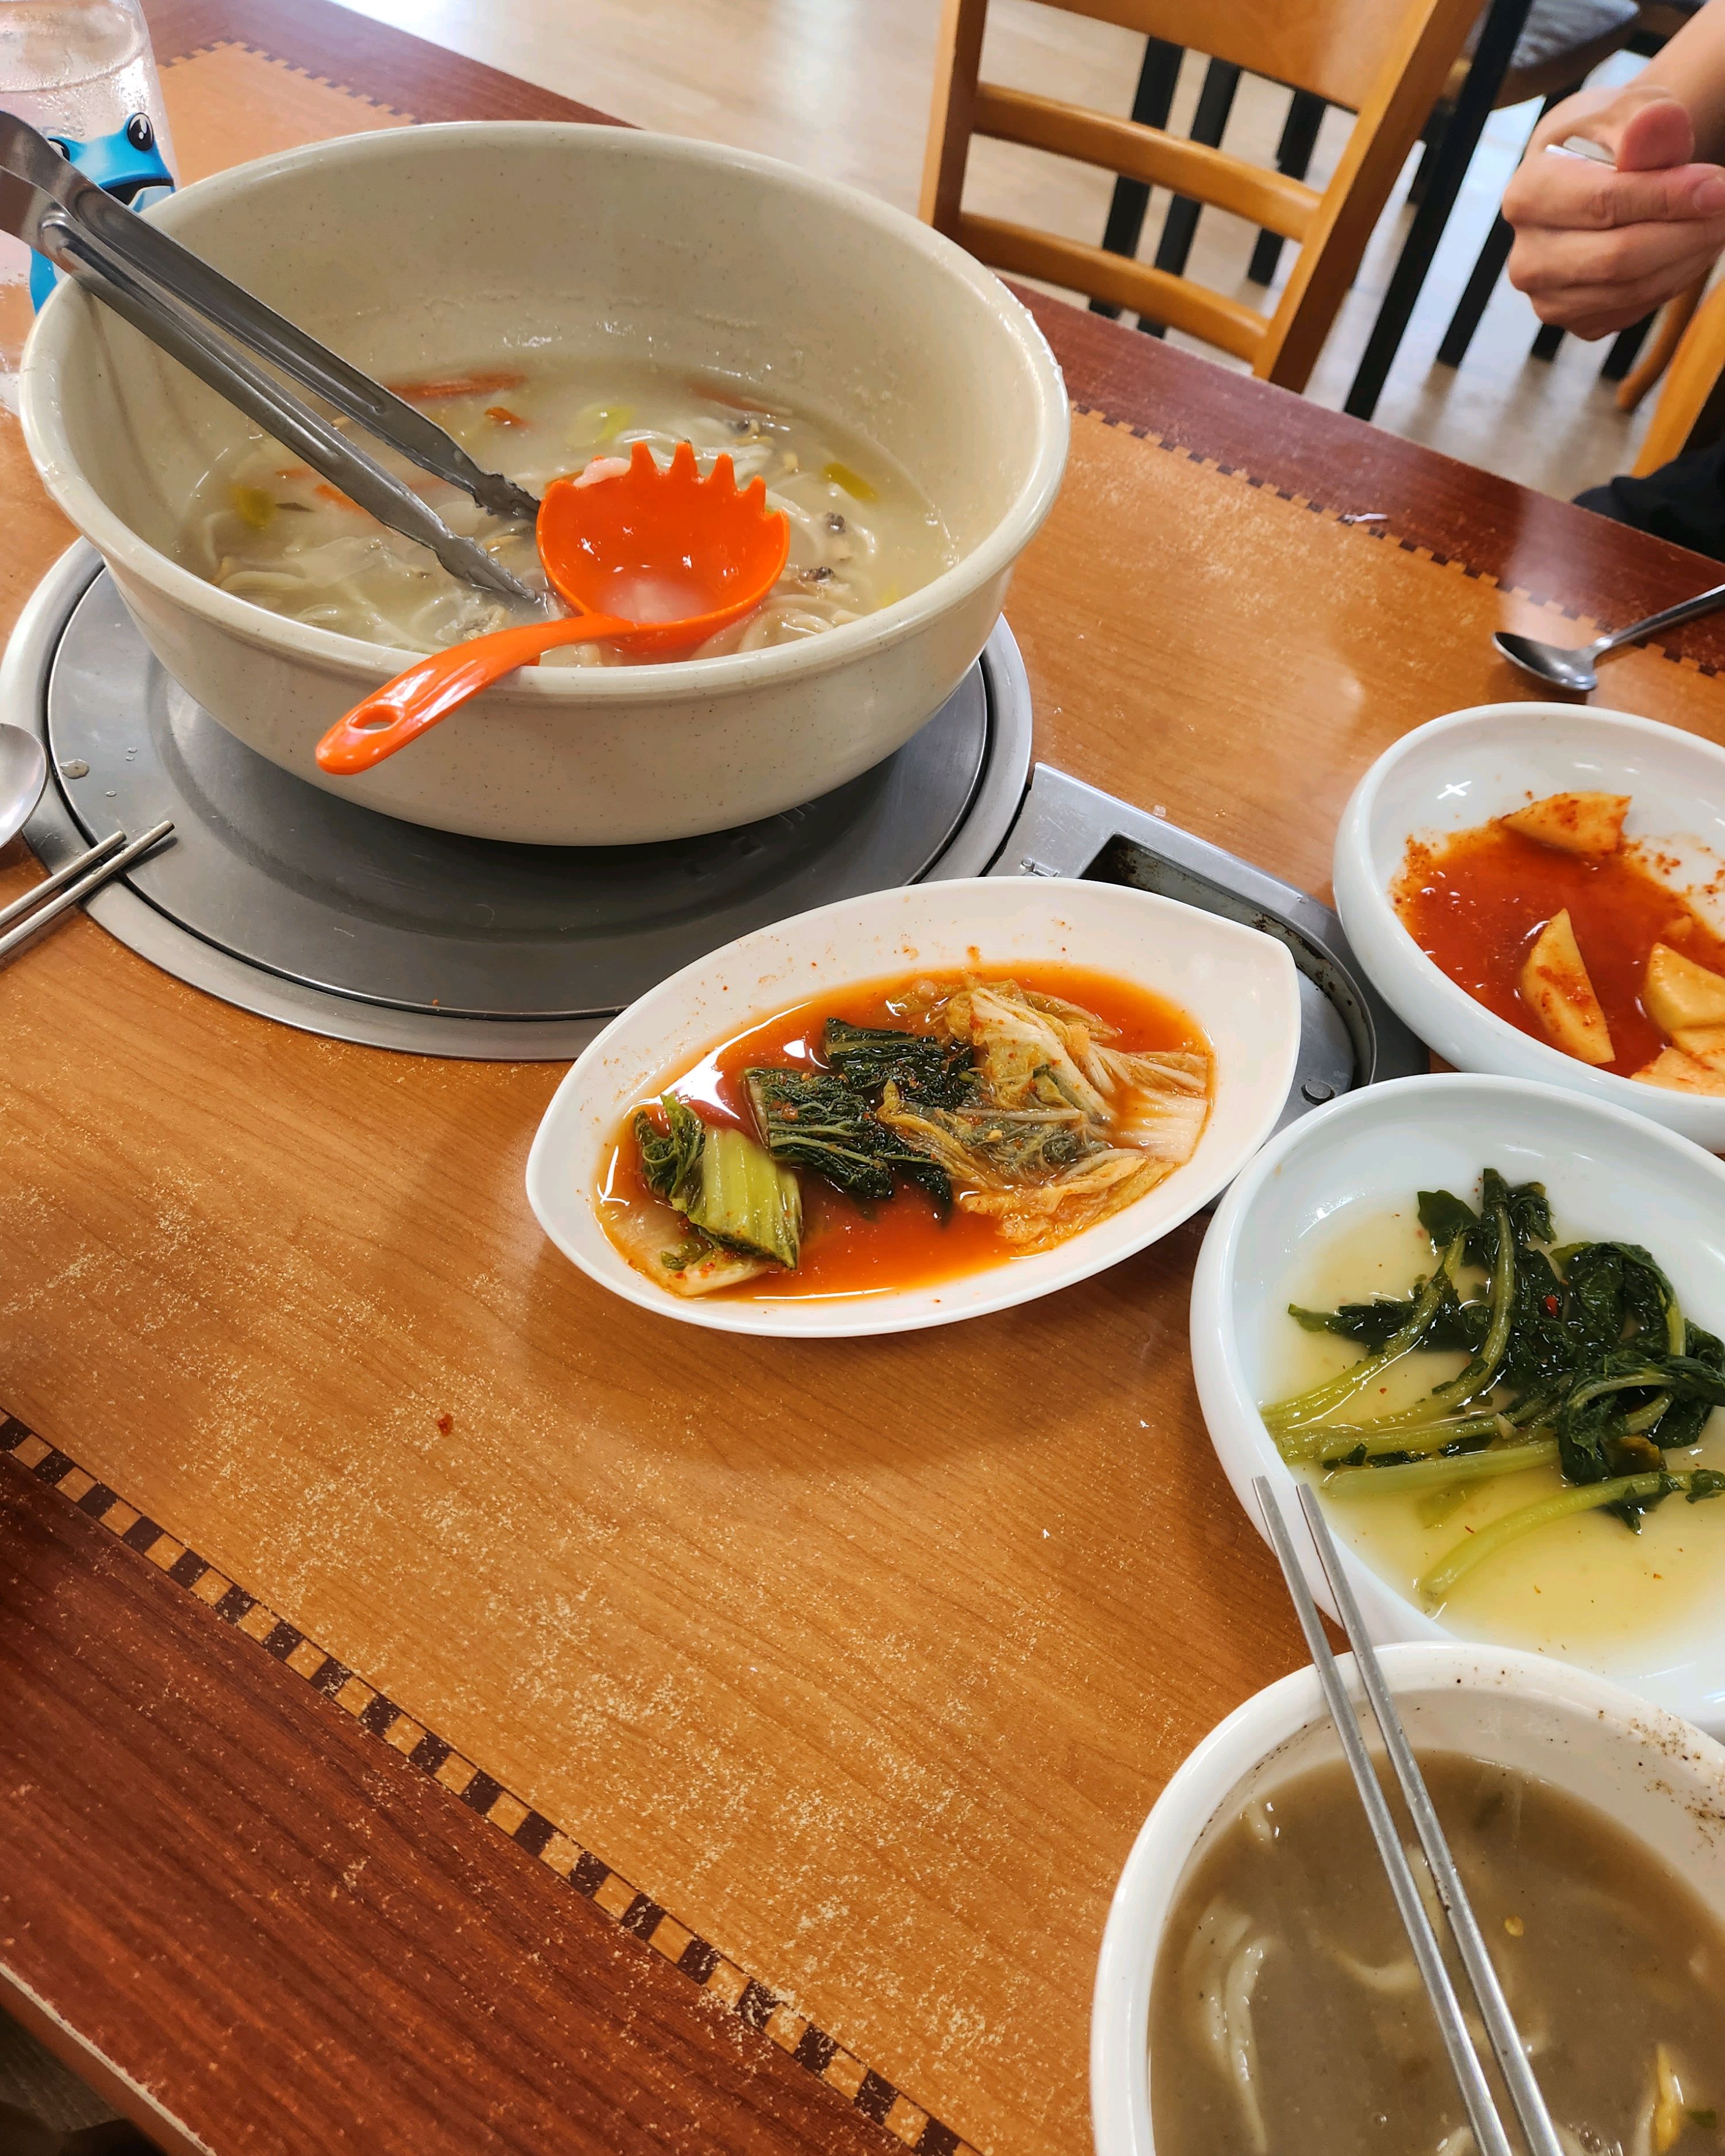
[1393,823,1725,1077]
[598,964,1207,1300]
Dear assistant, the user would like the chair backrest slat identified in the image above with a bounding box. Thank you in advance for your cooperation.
[959,212,1268,359]
[972,85,1320,241]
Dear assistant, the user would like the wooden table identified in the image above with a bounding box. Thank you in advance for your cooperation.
[8,7,1725,2153]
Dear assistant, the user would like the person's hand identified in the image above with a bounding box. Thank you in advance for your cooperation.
[1503,82,1725,337]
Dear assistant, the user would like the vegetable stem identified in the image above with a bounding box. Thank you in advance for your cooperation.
[1427,1193,1514,1409]
[1419,1472,1667,1602]
[1275,1412,1502,1465]
[1322,1440,1558,1501]
[1263,1237,1465,1435]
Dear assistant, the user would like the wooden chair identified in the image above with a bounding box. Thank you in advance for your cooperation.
[1628,270,1725,474]
[919,0,1481,393]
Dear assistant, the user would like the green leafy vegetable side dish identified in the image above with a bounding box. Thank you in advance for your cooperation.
[1264,1169,1725,1597]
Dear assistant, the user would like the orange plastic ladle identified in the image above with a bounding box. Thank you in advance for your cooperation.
[315,439,789,775]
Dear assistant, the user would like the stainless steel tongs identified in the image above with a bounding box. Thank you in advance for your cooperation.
[0,110,542,603]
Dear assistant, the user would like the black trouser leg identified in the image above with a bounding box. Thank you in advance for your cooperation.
[1576,436,1725,558]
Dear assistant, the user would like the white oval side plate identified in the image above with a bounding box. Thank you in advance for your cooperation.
[526,876,1300,1337]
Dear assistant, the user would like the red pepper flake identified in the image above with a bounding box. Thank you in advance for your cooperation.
[315,482,359,509]
[436,1413,453,1434]
[1544,1294,1560,1315]
[484,404,527,427]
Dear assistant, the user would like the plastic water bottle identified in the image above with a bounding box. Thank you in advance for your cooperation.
[0,0,175,402]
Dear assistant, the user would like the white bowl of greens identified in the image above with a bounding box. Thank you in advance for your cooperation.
[1190,1072,1725,1734]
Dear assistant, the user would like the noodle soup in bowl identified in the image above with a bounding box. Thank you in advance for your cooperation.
[1092,1644,1725,2156]
[21,123,1068,845]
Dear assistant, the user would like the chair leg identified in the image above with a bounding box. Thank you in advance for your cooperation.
[1600,310,1655,380]
[1091,37,1183,320]
[1435,87,1569,371]
[1344,0,1536,422]
[1248,90,1327,287]
[1616,277,1704,412]
[1138,58,1241,335]
[1407,112,1448,209]
[1436,213,1515,368]
[1531,320,1565,361]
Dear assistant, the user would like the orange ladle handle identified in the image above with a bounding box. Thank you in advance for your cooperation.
[316,613,648,775]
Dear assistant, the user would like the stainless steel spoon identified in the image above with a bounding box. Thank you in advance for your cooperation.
[0,721,47,849]
[1494,580,1725,692]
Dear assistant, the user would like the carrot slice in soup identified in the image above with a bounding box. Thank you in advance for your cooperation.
[387,369,527,402]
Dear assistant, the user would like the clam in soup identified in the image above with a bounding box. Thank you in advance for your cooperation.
[178,359,956,659]
[1150,1752,1725,2154]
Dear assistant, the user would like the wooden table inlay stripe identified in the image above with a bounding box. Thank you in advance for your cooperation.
[7,8,1725,2156]
[1065,401,1720,667]
[1017,288,1725,670]
[0,1417,971,2156]
[144,0,624,128]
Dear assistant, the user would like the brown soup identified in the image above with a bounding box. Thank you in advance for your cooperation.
[1149,1752,1725,2154]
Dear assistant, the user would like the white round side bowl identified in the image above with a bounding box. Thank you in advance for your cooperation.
[525,877,1300,1337]
[1092,1640,1725,2156]
[1333,701,1725,1146]
[21,124,1068,846]
[1190,1071,1725,1732]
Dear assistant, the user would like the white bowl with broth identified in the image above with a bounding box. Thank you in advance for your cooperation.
[1333,702,1725,1145]
[21,123,1068,845]
[1190,1073,1725,1734]
[525,877,1300,1337]
[1092,1641,1725,2156]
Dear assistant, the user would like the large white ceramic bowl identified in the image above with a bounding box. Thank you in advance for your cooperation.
[1190,1071,1725,1732]
[1092,1641,1725,2156]
[21,123,1068,846]
[1333,702,1725,1146]
[526,876,1300,1336]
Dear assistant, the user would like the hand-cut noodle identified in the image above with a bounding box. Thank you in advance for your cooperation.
[1181,1900,1271,2156]
[1324,1944,1421,1997]
[178,359,954,663]
[1149,1754,1725,2156]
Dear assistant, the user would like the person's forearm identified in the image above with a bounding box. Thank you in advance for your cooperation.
[1639,0,1725,162]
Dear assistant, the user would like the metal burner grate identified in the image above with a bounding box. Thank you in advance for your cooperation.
[5,546,1034,1058]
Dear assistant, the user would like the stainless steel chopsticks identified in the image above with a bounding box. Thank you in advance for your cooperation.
[0,820,174,963]
[1293,1483,1567,2156]
[1253,1474,1565,2156]
[0,110,540,603]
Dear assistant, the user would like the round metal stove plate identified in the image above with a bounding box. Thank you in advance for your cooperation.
[7,548,1033,1058]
